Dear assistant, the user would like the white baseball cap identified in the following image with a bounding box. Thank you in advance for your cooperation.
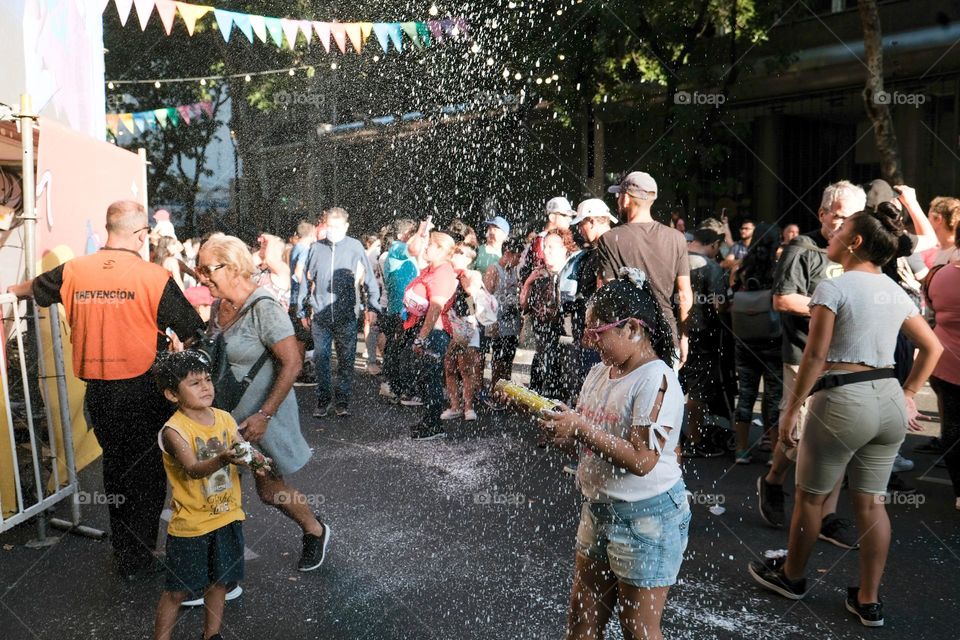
[544,196,576,216]
[571,198,618,225]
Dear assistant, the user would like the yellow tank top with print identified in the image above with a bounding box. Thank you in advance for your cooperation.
[160,408,245,537]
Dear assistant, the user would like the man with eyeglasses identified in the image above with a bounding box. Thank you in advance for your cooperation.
[518,196,576,284]
[8,200,203,579]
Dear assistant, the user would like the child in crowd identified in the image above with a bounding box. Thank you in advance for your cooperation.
[539,268,690,640]
[152,351,257,640]
[442,242,484,421]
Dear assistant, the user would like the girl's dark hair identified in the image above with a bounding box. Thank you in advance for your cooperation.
[738,223,781,290]
[850,203,904,266]
[588,268,675,367]
[153,351,211,394]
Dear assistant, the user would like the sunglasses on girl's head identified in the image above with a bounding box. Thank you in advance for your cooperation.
[583,318,630,340]
[196,263,226,277]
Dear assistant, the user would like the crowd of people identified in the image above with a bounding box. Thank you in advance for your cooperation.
[7,167,960,638]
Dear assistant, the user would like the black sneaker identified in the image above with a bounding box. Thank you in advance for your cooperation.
[913,437,943,455]
[682,441,724,459]
[298,523,331,571]
[819,514,860,550]
[335,405,351,417]
[757,477,785,528]
[313,402,333,418]
[845,587,884,627]
[410,423,446,441]
[747,557,808,600]
[886,473,916,495]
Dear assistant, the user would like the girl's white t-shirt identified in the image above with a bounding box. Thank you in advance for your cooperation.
[576,359,684,503]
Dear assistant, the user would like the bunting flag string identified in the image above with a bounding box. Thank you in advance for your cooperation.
[106,100,214,139]
[104,0,470,54]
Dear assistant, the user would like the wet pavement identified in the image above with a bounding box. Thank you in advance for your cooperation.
[1,363,957,640]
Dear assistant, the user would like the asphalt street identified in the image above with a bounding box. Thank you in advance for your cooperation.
[0,358,957,640]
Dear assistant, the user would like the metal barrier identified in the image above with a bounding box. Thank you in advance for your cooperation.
[0,293,104,545]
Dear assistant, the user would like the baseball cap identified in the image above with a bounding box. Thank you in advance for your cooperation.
[864,179,898,211]
[545,196,575,216]
[483,215,510,235]
[570,198,618,226]
[607,171,658,200]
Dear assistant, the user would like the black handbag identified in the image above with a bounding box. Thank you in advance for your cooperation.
[193,297,272,411]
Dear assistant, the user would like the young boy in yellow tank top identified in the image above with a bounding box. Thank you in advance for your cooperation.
[152,351,257,640]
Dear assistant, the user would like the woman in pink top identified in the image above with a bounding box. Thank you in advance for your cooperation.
[924,249,960,510]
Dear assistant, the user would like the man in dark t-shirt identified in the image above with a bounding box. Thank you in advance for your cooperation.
[597,171,692,364]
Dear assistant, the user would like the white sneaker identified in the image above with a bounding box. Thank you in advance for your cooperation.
[440,409,463,421]
[181,582,242,607]
[379,382,398,401]
[367,363,382,375]
[892,454,914,473]
[463,409,478,421]
[400,396,423,407]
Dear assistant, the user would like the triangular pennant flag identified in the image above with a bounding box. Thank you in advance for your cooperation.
[190,103,205,119]
[279,18,300,50]
[133,0,155,30]
[345,23,363,53]
[387,23,404,52]
[175,2,210,36]
[372,23,391,53]
[106,114,120,137]
[176,105,192,125]
[153,108,168,128]
[427,20,444,43]
[167,107,180,127]
[119,113,135,134]
[133,113,147,133]
[143,111,157,129]
[330,23,347,54]
[312,22,330,53]
[360,22,373,45]
[263,16,284,47]
[199,101,214,118]
[297,20,313,45]
[213,8,233,42]
[249,14,267,43]
[400,22,421,48]
[231,13,253,42]
[415,22,431,47]
[451,17,470,37]
[113,0,134,26]
[154,0,177,34]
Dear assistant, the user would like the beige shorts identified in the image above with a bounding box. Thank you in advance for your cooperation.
[796,372,907,495]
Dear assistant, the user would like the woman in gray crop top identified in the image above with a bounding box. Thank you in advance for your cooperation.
[748,204,942,627]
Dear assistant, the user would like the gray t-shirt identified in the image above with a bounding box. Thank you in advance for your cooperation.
[809,271,919,368]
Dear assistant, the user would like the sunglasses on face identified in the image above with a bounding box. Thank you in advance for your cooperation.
[196,263,226,277]
[583,318,630,340]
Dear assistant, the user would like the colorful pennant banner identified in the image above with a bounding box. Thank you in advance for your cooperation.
[106,100,214,138]
[104,0,470,54]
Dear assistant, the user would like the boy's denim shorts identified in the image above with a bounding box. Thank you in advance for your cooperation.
[576,481,691,588]
[163,520,244,596]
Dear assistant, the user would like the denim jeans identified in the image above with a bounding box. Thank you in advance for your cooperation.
[413,329,451,427]
[311,312,359,408]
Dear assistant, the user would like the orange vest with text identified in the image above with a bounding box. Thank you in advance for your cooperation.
[59,249,170,380]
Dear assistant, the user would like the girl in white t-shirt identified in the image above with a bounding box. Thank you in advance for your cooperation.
[539,268,689,640]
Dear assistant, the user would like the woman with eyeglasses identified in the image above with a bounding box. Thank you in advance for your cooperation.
[196,234,331,572]
[539,267,689,640]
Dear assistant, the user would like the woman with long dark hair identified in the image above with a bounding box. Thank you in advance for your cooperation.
[748,206,942,627]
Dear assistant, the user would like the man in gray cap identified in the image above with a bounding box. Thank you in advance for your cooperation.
[596,171,693,365]
[519,196,576,282]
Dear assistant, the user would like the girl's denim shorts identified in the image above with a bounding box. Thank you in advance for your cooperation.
[576,480,691,588]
